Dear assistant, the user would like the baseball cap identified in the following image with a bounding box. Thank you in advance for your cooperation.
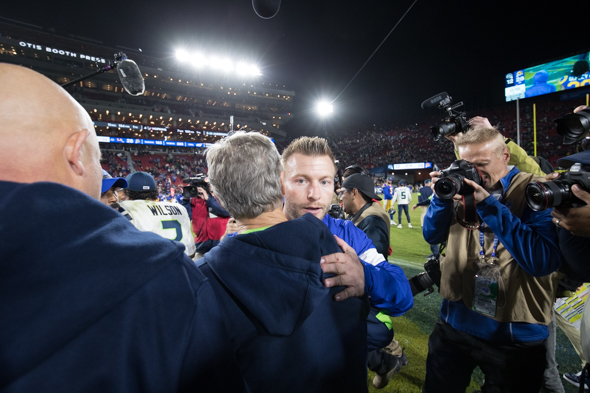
[399,180,406,186]
[101,169,128,193]
[556,150,590,169]
[342,174,382,201]
[126,171,157,191]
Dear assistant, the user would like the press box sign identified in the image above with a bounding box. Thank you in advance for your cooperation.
[18,41,107,63]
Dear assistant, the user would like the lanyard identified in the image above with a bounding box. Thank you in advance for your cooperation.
[478,223,499,262]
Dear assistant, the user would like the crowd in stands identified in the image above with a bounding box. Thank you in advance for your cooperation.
[101,98,587,200]
[101,148,208,201]
[333,100,584,171]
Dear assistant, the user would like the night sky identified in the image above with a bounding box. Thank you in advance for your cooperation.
[3,0,590,135]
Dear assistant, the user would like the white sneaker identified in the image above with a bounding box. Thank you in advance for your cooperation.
[397,224,402,229]
[390,220,397,225]
[408,223,413,228]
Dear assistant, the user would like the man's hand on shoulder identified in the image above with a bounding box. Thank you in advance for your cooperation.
[320,235,365,301]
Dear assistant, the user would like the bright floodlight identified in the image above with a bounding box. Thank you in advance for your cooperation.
[236,62,249,75]
[219,58,234,73]
[175,49,189,61]
[317,101,334,117]
[190,53,206,68]
[250,65,261,76]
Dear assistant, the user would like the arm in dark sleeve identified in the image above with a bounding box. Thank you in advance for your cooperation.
[357,216,389,259]
[180,198,192,217]
[206,196,230,218]
[362,261,414,316]
[423,195,454,245]
[477,196,562,276]
[416,187,433,207]
[558,229,590,282]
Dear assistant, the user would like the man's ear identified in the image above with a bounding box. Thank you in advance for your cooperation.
[64,131,89,176]
[280,171,285,196]
[502,146,510,164]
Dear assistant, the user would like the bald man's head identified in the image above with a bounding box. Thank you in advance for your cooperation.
[0,64,102,199]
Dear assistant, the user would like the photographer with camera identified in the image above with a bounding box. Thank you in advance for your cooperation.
[181,175,230,258]
[422,126,562,392]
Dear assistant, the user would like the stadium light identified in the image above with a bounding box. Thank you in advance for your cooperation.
[316,101,334,117]
[174,47,262,77]
[175,49,188,61]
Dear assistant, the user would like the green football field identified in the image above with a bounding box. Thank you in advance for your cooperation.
[371,203,581,392]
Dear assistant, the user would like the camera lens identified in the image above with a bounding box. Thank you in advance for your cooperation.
[525,181,571,211]
[435,177,459,200]
[525,182,549,211]
[554,108,590,145]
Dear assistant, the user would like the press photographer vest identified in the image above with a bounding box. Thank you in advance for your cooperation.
[440,171,560,325]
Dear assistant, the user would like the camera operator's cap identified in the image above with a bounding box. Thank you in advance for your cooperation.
[101,169,128,193]
[557,150,590,169]
[126,171,157,191]
[342,174,382,201]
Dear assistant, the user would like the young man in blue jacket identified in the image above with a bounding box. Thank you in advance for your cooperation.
[423,126,562,392]
[281,137,413,389]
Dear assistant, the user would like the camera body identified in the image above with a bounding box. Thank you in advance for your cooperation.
[328,204,345,219]
[525,163,590,211]
[182,174,209,198]
[409,255,441,296]
[434,160,485,200]
[422,93,469,141]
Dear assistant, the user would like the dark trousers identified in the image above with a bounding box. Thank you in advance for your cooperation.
[398,204,410,223]
[366,307,395,373]
[423,318,546,393]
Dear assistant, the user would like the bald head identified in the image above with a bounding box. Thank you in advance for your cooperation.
[0,64,102,199]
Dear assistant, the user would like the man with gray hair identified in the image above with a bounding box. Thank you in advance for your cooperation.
[197,131,371,392]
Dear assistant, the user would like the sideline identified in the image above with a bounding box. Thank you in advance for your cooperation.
[387,258,424,270]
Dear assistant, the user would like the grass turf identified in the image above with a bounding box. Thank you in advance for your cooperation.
[368,202,581,392]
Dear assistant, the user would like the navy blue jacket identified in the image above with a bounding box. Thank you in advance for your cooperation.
[0,181,245,392]
[416,185,434,207]
[198,214,371,393]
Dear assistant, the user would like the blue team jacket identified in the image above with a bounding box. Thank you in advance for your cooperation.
[322,215,413,316]
[423,167,562,342]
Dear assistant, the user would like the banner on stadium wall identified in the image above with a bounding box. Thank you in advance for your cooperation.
[97,135,212,148]
[388,162,432,170]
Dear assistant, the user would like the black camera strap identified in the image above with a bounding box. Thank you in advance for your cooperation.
[454,193,481,230]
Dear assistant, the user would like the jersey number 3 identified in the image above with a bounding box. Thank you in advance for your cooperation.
[162,220,182,241]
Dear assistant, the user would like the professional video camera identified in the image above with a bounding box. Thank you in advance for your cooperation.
[328,204,345,219]
[525,162,590,211]
[408,255,441,296]
[421,92,470,141]
[434,160,486,200]
[182,174,209,198]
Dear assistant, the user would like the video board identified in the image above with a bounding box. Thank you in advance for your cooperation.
[505,52,590,102]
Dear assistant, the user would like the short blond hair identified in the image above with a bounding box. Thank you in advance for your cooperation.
[455,127,506,157]
[281,136,337,173]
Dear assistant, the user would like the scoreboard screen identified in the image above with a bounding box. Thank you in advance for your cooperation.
[505,52,590,102]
